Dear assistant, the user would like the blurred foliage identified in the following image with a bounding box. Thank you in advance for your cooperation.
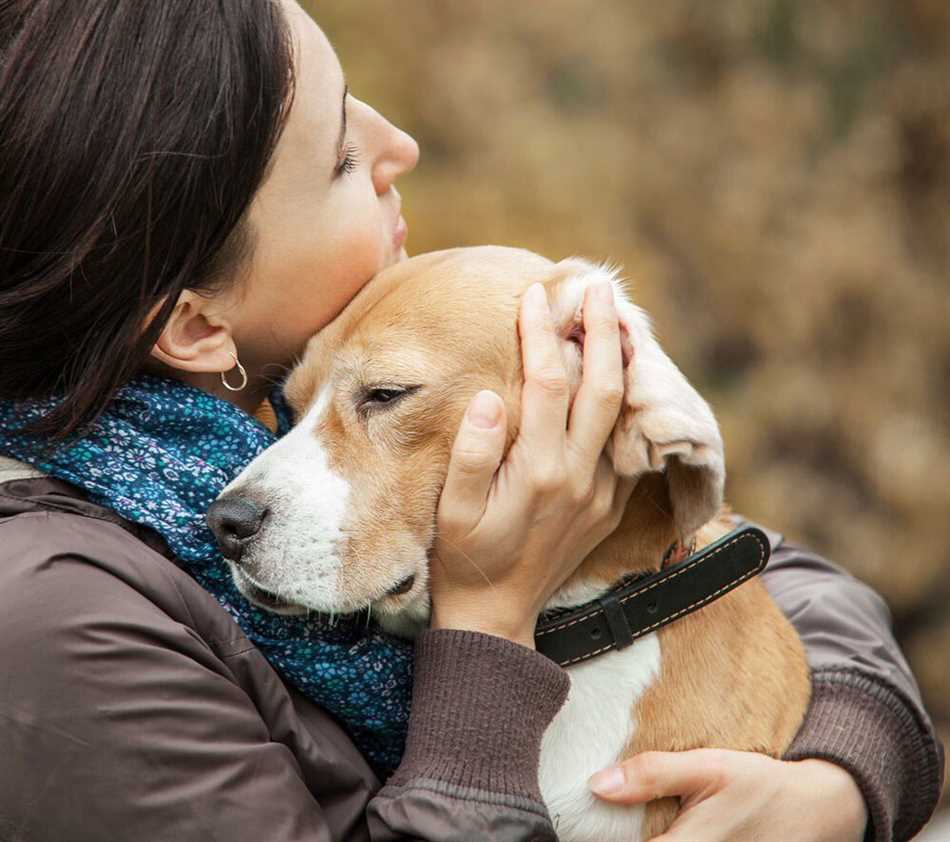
[307,0,949,807]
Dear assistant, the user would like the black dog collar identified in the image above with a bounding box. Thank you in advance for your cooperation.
[534,524,770,667]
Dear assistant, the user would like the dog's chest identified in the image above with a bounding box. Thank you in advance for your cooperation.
[538,632,661,842]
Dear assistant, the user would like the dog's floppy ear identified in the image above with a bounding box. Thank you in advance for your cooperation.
[546,257,725,540]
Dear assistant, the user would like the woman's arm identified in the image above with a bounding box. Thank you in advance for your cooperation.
[0,526,570,841]
[586,519,945,842]
[368,629,569,840]
[759,521,945,842]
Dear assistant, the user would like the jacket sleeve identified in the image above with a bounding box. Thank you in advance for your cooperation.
[745,518,945,842]
[368,629,569,840]
[0,520,567,842]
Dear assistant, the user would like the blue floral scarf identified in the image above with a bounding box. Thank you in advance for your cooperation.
[0,373,413,776]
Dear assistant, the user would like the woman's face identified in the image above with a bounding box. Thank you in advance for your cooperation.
[221,0,419,374]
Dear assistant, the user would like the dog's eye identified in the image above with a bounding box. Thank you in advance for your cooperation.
[357,385,420,414]
[366,388,404,405]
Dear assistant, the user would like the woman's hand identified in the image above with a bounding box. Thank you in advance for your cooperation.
[429,281,635,647]
[588,749,869,842]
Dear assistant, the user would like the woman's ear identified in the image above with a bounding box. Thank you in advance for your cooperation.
[146,290,237,374]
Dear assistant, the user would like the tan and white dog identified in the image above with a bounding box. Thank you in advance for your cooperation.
[212,246,810,841]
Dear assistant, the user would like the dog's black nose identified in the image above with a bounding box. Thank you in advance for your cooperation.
[207,496,268,561]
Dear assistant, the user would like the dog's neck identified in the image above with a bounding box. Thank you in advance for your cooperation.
[542,473,728,613]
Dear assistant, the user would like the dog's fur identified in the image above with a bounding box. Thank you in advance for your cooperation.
[219,246,810,841]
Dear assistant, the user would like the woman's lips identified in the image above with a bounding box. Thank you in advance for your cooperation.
[393,214,408,249]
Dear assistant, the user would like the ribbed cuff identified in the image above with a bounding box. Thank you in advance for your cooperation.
[784,669,944,842]
[388,628,570,802]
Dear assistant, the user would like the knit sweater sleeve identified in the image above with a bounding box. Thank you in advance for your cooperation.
[367,628,570,840]
[751,522,945,842]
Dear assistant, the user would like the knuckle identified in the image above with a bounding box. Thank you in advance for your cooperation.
[593,381,625,410]
[624,754,654,789]
[530,367,569,398]
[531,464,567,495]
[452,446,497,475]
[570,478,596,507]
[590,307,620,333]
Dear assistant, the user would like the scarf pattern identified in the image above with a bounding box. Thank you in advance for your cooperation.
[0,373,413,776]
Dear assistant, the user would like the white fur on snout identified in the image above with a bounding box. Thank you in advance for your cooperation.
[220,387,351,612]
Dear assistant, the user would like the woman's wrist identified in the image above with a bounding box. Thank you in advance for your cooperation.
[430,607,536,649]
[790,758,868,840]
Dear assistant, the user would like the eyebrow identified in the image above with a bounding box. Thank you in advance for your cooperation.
[334,80,348,170]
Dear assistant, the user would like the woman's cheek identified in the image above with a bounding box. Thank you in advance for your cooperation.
[338,219,390,281]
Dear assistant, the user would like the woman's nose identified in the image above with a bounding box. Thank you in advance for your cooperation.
[372,120,420,196]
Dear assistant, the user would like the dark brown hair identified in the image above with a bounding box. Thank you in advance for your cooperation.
[0,0,296,439]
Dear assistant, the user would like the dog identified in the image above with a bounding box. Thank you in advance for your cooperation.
[209,246,810,841]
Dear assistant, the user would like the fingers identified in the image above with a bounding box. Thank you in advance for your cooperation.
[588,750,726,804]
[437,390,507,533]
[611,474,637,521]
[567,281,624,471]
[582,454,624,536]
[517,283,571,463]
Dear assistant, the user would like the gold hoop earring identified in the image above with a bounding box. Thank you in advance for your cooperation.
[220,352,248,392]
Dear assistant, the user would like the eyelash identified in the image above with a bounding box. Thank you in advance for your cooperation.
[337,142,360,176]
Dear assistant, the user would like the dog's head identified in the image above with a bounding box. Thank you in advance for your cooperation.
[208,246,724,633]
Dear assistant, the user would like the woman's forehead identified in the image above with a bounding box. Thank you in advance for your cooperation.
[276,1,345,174]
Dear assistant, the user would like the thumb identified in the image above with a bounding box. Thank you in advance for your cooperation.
[588,750,724,805]
[438,391,507,530]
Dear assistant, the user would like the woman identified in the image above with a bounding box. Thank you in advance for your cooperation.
[0,2,941,840]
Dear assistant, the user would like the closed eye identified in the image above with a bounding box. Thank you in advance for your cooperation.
[367,388,404,405]
[357,385,421,414]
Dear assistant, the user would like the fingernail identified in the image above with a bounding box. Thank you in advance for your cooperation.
[466,390,501,428]
[588,766,625,796]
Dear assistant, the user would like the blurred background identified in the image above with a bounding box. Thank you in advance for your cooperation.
[309,0,948,828]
